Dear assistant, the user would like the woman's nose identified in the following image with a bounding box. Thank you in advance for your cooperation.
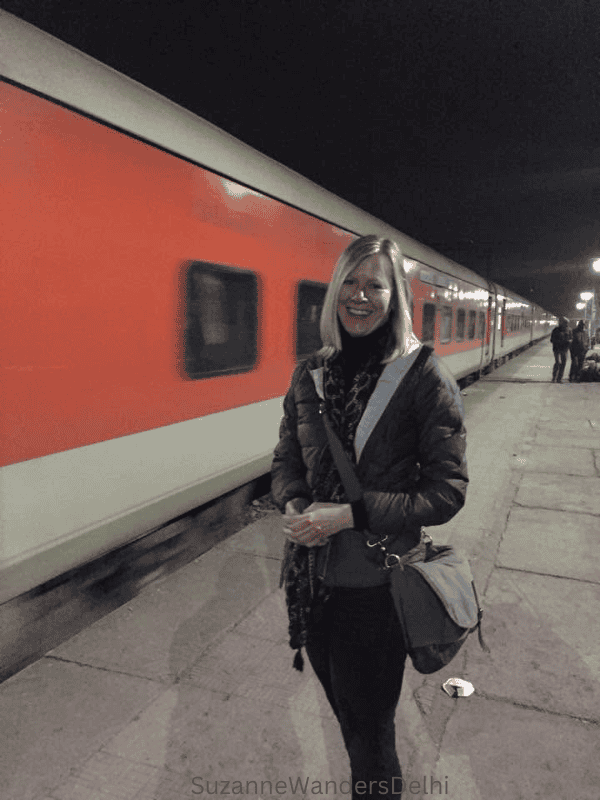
[352,286,368,301]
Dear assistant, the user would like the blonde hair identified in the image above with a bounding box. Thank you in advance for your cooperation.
[318,235,419,362]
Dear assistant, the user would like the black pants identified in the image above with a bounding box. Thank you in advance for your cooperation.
[569,351,585,381]
[305,585,407,799]
[552,349,568,382]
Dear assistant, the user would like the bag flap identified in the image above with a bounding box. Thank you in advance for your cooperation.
[389,566,465,648]
[409,549,480,629]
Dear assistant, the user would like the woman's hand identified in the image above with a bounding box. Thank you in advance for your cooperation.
[285,497,311,516]
[283,502,353,547]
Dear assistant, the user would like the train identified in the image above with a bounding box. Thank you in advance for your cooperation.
[0,9,556,613]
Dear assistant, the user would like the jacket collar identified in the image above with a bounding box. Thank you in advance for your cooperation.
[310,341,422,464]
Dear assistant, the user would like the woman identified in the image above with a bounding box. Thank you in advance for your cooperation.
[271,235,468,799]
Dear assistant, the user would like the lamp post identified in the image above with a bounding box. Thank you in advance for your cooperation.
[589,260,600,342]
[576,301,587,336]
[578,292,593,341]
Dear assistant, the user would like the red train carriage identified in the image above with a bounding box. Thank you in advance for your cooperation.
[0,10,555,611]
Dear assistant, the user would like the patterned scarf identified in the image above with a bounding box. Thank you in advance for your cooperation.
[284,325,390,669]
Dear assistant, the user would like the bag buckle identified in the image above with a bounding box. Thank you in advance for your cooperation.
[384,553,402,569]
[420,530,433,546]
[366,534,388,548]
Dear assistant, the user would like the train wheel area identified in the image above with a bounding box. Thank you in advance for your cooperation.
[0,340,599,800]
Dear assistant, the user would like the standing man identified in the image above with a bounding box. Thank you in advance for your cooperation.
[550,317,571,383]
[569,320,588,382]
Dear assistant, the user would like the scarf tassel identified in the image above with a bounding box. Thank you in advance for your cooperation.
[293,648,304,671]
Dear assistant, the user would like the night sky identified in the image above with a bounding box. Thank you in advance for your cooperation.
[4,0,600,318]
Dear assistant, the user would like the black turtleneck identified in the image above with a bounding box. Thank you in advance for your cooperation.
[338,320,392,392]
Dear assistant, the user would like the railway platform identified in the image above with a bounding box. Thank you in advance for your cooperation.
[1,339,599,800]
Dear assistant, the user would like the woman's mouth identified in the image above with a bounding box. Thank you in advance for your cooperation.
[346,307,372,316]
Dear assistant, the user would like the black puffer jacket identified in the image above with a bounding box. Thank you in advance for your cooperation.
[271,348,468,575]
[570,326,588,356]
[550,326,571,352]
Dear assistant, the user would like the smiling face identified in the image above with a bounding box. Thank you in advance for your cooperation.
[337,253,394,337]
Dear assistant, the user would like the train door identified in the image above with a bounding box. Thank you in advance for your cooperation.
[486,291,496,364]
[529,306,535,342]
[499,297,506,349]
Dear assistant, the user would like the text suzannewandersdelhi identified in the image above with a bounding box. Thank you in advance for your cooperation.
[191,775,449,795]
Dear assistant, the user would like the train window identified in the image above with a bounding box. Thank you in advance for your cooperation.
[467,310,476,340]
[478,311,486,339]
[422,303,436,343]
[184,262,258,379]
[296,281,328,359]
[440,306,453,343]
[456,308,466,340]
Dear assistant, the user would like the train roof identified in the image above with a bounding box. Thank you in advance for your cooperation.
[1,9,551,311]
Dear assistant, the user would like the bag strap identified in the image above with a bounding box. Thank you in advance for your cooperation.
[319,344,432,567]
[319,409,370,532]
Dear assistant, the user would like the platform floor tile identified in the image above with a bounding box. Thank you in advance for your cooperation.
[537,418,599,432]
[182,627,336,720]
[48,547,281,683]
[534,428,600,449]
[514,472,600,515]
[438,696,600,800]
[464,569,600,721]
[513,444,597,475]
[41,752,160,800]
[498,507,600,583]
[232,590,288,644]
[213,512,286,560]
[0,659,161,800]
[99,682,349,798]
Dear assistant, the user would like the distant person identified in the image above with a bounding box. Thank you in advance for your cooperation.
[550,317,571,383]
[272,235,468,800]
[569,320,588,382]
